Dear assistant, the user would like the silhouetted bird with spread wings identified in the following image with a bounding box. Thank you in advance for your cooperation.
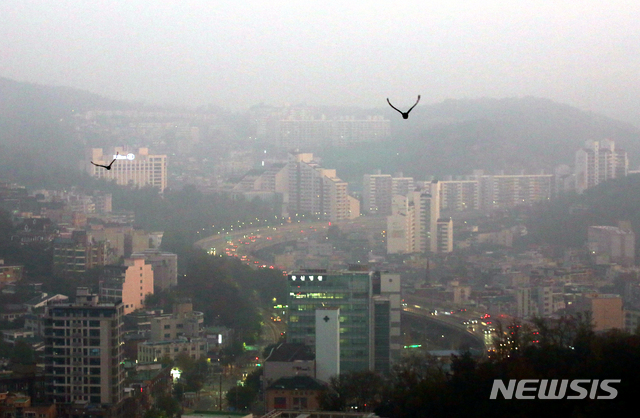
[91,152,118,170]
[387,95,421,119]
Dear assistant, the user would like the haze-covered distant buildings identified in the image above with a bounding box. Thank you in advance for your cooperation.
[386,181,448,254]
[86,147,168,192]
[588,225,635,267]
[287,152,359,222]
[251,105,390,148]
[575,139,628,194]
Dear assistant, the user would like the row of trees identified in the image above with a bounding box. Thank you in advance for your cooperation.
[316,315,640,418]
[144,247,286,343]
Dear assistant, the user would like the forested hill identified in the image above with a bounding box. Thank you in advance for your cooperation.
[523,174,640,248]
[0,77,132,118]
[320,97,640,184]
[0,78,134,187]
[3,78,640,189]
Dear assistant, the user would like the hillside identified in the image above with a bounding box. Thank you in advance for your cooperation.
[523,174,640,248]
[319,97,640,185]
[2,78,640,190]
[0,78,133,187]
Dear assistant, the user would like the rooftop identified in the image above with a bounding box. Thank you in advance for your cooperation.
[267,375,326,391]
[265,343,315,362]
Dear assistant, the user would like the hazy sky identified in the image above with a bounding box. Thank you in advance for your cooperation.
[2,1,640,124]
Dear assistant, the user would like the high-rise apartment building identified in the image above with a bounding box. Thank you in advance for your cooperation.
[575,139,628,194]
[414,181,441,253]
[386,182,443,254]
[479,174,552,210]
[386,195,414,254]
[362,172,415,216]
[439,180,480,211]
[43,288,125,416]
[362,173,393,215]
[436,218,453,253]
[391,175,414,200]
[87,147,167,192]
[287,268,401,374]
[287,152,357,222]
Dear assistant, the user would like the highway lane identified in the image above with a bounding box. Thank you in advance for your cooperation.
[194,217,385,270]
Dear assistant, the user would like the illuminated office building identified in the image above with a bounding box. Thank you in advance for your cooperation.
[87,147,167,192]
[287,268,401,374]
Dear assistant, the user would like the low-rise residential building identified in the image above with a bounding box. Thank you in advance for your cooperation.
[0,393,56,418]
[2,329,35,345]
[0,260,23,287]
[265,375,325,411]
[23,293,69,312]
[52,231,108,276]
[137,338,208,363]
[264,343,315,388]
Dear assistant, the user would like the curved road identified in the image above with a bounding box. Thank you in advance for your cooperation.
[194,217,385,269]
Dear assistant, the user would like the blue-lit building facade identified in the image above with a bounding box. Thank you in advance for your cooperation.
[286,267,401,374]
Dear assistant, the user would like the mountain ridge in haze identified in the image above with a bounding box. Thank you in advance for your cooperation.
[321,96,640,184]
[2,77,639,188]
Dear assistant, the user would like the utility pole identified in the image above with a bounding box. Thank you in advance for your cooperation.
[219,373,223,411]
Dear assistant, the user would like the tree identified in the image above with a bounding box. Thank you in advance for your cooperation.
[319,370,383,412]
[244,367,263,394]
[226,385,256,411]
[143,409,168,418]
[10,340,35,365]
[154,394,181,418]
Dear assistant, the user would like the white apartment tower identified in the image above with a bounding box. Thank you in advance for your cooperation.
[391,175,414,199]
[386,195,414,254]
[288,152,357,222]
[414,181,441,253]
[386,181,444,254]
[575,139,628,194]
[363,173,393,215]
[479,174,553,210]
[439,180,481,211]
[363,172,415,216]
[436,218,454,253]
[87,147,168,192]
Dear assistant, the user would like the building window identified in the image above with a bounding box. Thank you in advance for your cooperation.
[293,397,308,410]
[274,397,287,409]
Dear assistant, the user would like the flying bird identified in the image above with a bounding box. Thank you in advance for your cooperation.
[91,152,118,170]
[387,95,421,119]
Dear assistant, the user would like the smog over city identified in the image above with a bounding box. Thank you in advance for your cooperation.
[1,1,640,417]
